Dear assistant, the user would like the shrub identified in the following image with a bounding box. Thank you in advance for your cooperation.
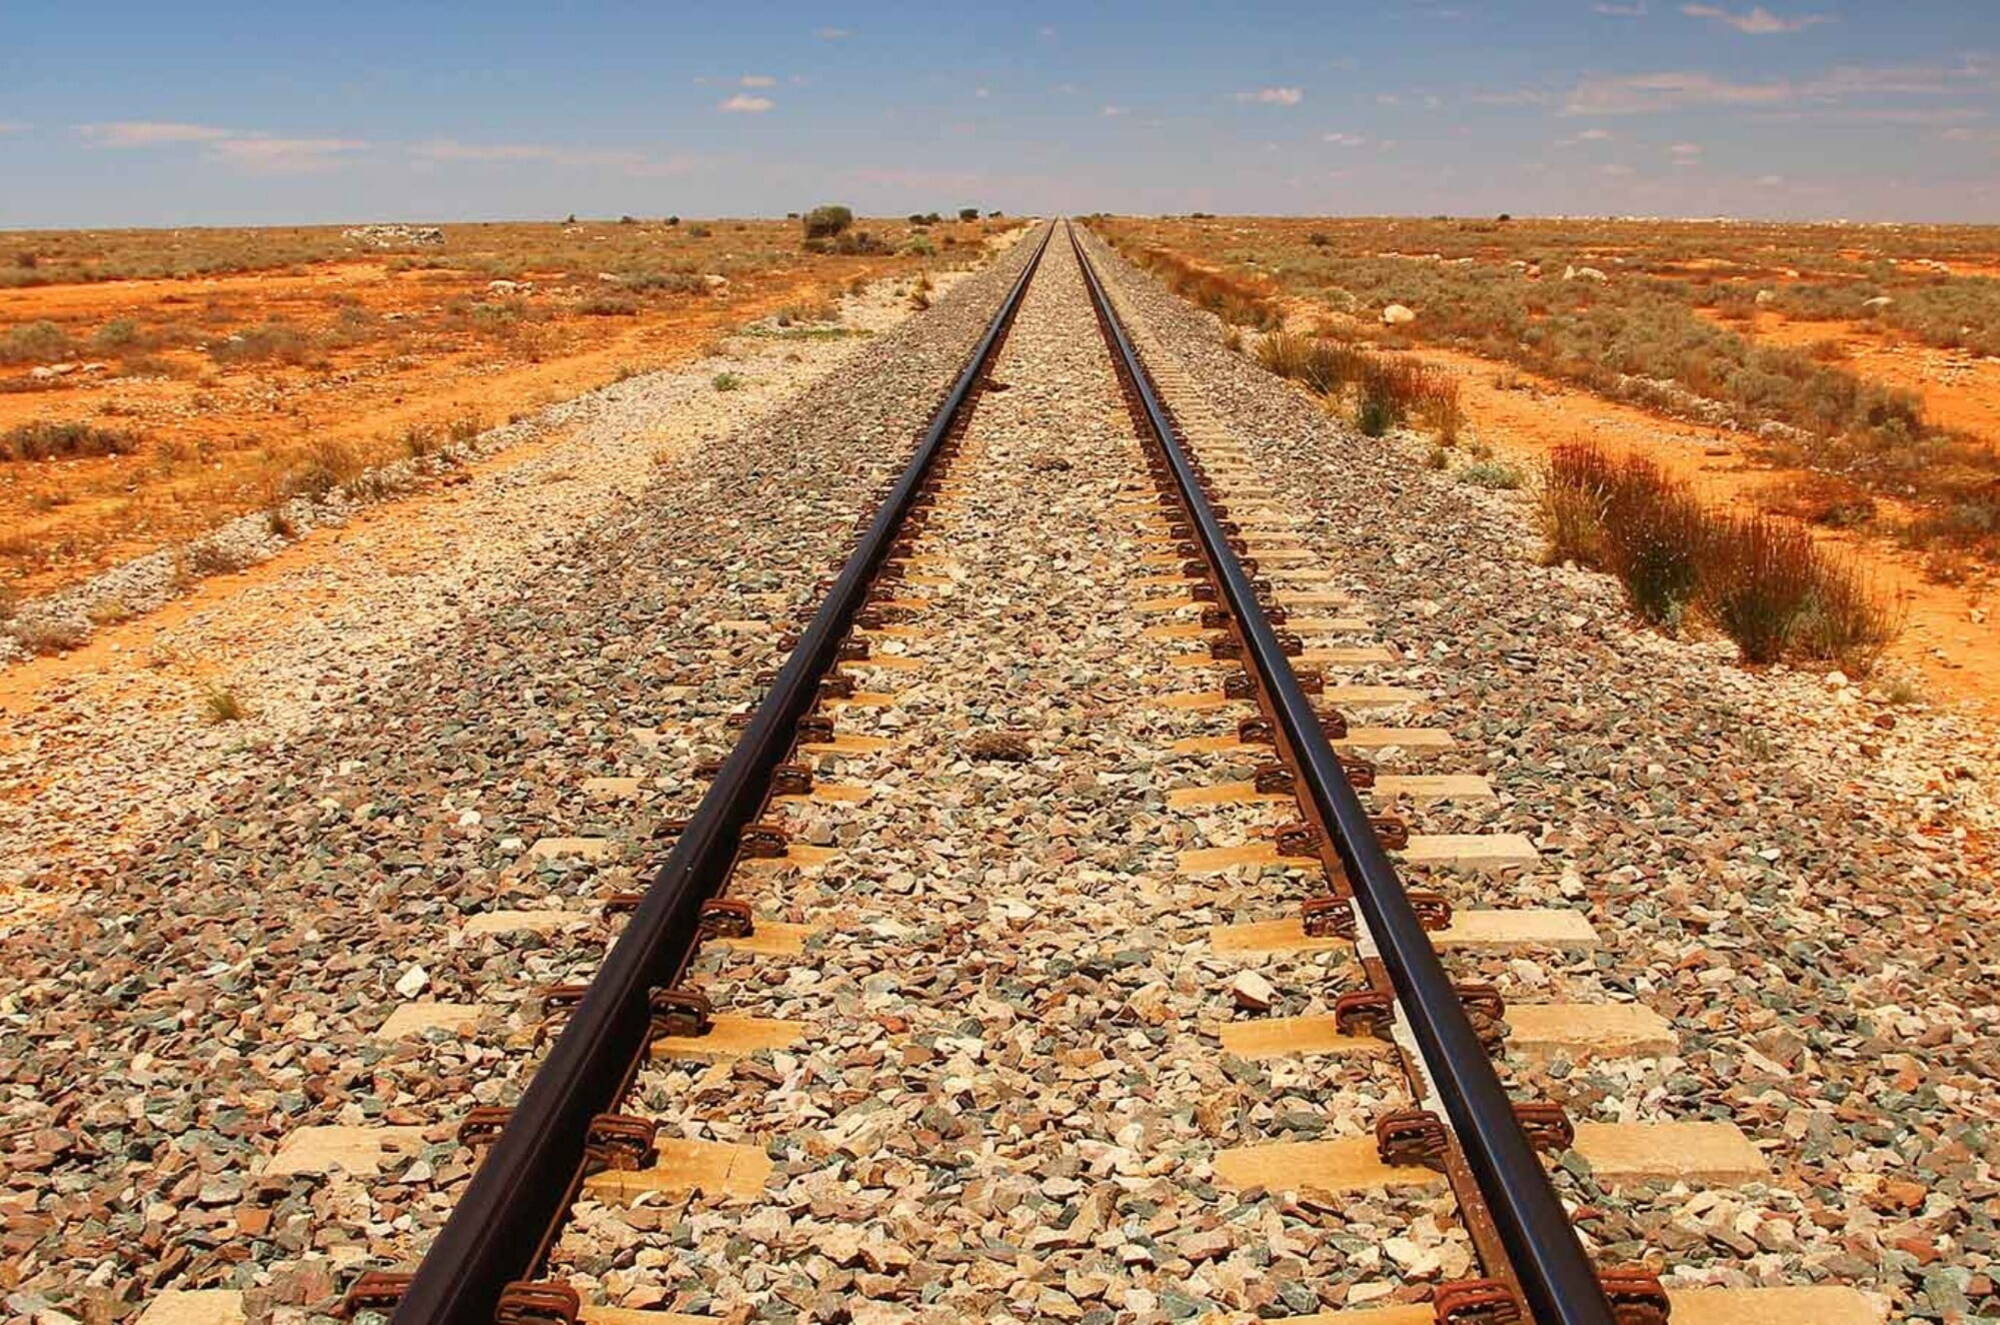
[282,437,367,499]
[2,419,143,461]
[0,320,71,364]
[1458,460,1523,489]
[802,205,855,240]
[1537,443,1898,670]
[579,294,640,316]
[210,321,314,366]
[958,208,979,222]
[712,372,743,391]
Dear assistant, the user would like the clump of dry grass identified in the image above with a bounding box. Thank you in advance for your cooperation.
[2,419,144,461]
[1253,333,1462,440]
[1130,247,1280,330]
[1540,443,1898,670]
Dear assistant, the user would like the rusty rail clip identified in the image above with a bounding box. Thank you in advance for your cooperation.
[693,756,725,779]
[1274,822,1321,857]
[795,714,836,744]
[1339,753,1375,787]
[648,987,713,1040]
[457,1105,512,1148]
[493,1281,581,1325]
[1599,1269,1673,1325]
[1375,1108,1451,1170]
[818,674,856,702]
[738,820,790,859]
[1300,894,1353,938]
[539,983,589,1013]
[1318,707,1350,740]
[1455,982,1508,1044]
[1199,605,1232,630]
[1222,671,1257,700]
[599,890,646,913]
[582,1114,658,1174]
[1434,1279,1526,1324]
[770,762,815,797]
[1209,637,1244,661]
[1371,814,1410,850]
[1334,990,1394,1039]
[1409,889,1453,930]
[339,1270,413,1317]
[698,898,755,939]
[835,637,871,662]
[1237,716,1275,746]
[1513,1101,1576,1153]
[1252,762,1295,794]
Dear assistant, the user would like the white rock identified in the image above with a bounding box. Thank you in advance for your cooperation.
[394,965,429,997]
[1231,970,1276,1011]
[1381,303,1417,325]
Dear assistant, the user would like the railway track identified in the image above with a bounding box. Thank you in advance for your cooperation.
[320,221,1880,1325]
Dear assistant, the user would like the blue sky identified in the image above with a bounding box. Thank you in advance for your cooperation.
[2,0,1996,227]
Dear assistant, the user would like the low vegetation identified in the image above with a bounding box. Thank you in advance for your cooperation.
[1540,443,1897,671]
[1098,215,2000,565]
[1252,331,1462,440]
[2,419,143,461]
[0,213,1006,599]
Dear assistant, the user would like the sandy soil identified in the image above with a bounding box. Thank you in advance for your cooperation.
[0,227,973,599]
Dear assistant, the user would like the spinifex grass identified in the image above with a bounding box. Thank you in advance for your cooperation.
[1539,443,1898,671]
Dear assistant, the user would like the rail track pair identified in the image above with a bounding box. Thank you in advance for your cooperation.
[354,221,1642,1325]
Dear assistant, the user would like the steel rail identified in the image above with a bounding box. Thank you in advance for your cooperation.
[389,221,1054,1325]
[1068,221,1618,1325]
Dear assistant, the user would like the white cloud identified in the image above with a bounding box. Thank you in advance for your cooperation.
[815,26,851,39]
[975,86,990,98]
[78,121,234,147]
[1101,105,1129,117]
[739,74,776,87]
[718,94,774,113]
[206,137,367,174]
[1594,1,1647,12]
[0,121,24,135]
[1601,162,1636,175]
[1681,4,1830,33]
[1670,141,1704,165]
[1564,70,1792,114]
[1757,172,1785,185]
[1323,132,1366,146]
[1234,87,1304,106]
[78,121,368,173]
